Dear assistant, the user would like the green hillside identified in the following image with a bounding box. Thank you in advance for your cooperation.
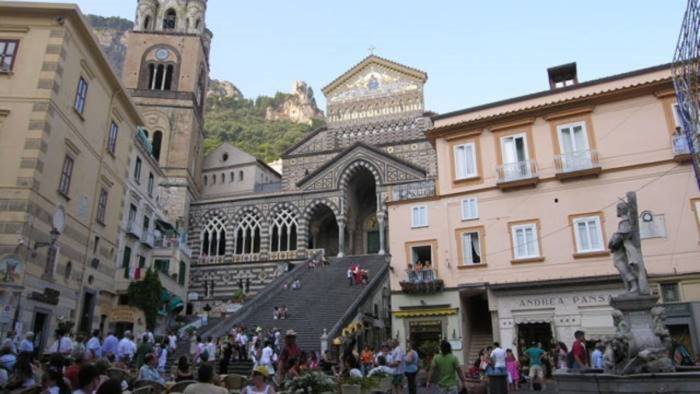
[204,93,325,162]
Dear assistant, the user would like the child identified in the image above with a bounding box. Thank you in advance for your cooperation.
[506,348,520,391]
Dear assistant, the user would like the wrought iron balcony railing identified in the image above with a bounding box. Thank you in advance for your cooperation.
[554,149,600,174]
[399,269,444,294]
[496,160,538,183]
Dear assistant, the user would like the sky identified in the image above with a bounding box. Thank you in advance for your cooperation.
[26,0,687,114]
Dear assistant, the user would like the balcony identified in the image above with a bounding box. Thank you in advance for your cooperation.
[671,134,692,162]
[154,235,192,258]
[554,149,602,180]
[140,231,155,248]
[391,180,436,202]
[125,221,142,239]
[399,269,444,294]
[496,160,539,189]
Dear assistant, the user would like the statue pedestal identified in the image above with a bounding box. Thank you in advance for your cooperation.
[610,294,664,358]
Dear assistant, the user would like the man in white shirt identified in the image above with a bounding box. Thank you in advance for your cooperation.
[389,339,405,393]
[168,331,178,352]
[86,330,102,359]
[46,330,73,355]
[205,337,217,361]
[490,342,507,374]
[368,355,395,377]
[18,332,34,355]
[117,331,136,362]
[102,331,119,357]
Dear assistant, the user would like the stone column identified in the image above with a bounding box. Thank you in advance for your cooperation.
[337,218,346,258]
[377,211,386,255]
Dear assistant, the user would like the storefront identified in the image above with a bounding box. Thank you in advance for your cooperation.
[491,279,625,355]
[663,301,700,357]
[109,306,145,337]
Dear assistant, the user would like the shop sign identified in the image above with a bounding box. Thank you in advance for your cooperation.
[29,288,60,305]
[110,307,136,323]
[517,294,611,308]
[0,256,21,284]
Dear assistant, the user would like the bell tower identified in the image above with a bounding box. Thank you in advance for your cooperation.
[123,0,211,230]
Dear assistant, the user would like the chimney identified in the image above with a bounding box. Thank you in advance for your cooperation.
[547,62,578,90]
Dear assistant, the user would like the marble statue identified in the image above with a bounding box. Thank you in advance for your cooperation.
[608,193,649,295]
[603,192,674,375]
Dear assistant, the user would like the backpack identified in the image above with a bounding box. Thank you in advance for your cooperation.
[200,349,209,362]
[566,351,575,369]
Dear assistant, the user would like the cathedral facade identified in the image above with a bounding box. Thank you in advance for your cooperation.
[188,56,438,310]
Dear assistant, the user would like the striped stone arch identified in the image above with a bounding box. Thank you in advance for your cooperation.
[337,159,383,191]
[267,202,301,253]
[231,206,266,256]
[192,208,230,260]
[299,199,341,251]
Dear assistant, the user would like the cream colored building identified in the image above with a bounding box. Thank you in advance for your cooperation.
[0,2,145,348]
[388,63,700,363]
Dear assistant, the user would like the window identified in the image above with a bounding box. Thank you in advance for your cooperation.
[96,188,108,224]
[134,157,142,182]
[154,259,170,275]
[239,171,244,181]
[138,255,146,268]
[143,215,150,234]
[661,283,680,303]
[460,231,482,265]
[461,198,478,221]
[147,173,154,196]
[500,133,531,180]
[122,246,132,278]
[45,245,59,279]
[270,208,298,252]
[557,122,592,171]
[107,121,119,154]
[204,175,208,186]
[410,245,432,266]
[212,175,216,185]
[573,215,604,253]
[74,77,88,114]
[454,142,478,179]
[152,131,163,160]
[221,173,225,183]
[178,261,186,286]
[128,204,137,228]
[148,64,174,91]
[672,103,683,131]
[58,156,74,196]
[234,212,262,255]
[93,236,100,254]
[411,205,428,228]
[230,172,234,183]
[511,222,540,260]
[163,9,177,30]
[143,16,151,30]
[201,217,227,257]
[0,40,19,72]
[64,261,72,281]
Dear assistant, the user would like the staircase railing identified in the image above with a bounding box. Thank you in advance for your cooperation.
[328,255,391,343]
[200,261,305,337]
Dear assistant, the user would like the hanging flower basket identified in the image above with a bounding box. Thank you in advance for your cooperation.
[399,279,445,294]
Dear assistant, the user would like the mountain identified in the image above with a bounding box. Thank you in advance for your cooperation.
[86,14,325,163]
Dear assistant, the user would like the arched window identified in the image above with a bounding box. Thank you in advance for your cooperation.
[143,16,151,30]
[185,18,190,31]
[148,63,174,91]
[142,129,149,138]
[230,172,234,182]
[220,173,225,183]
[212,175,216,185]
[234,212,261,255]
[163,9,177,30]
[239,171,244,181]
[270,209,298,252]
[195,19,201,30]
[152,130,163,161]
[204,175,208,186]
[201,217,226,257]
[65,261,73,281]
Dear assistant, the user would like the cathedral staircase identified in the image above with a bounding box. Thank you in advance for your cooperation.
[200,254,390,351]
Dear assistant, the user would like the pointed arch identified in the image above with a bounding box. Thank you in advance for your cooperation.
[201,216,227,257]
[163,8,177,30]
[152,130,163,161]
[269,203,299,253]
[232,207,263,255]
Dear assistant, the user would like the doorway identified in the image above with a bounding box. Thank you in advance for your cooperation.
[409,320,443,359]
[344,166,377,255]
[307,204,339,256]
[517,322,553,354]
[32,311,49,353]
[79,291,96,334]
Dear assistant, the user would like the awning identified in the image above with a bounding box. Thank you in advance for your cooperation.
[169,296,184,313]
[393,307,458,318]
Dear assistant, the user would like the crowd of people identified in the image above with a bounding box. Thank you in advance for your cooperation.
[346,265,369,287]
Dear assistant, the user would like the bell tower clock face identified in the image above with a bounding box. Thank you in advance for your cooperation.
[155,48,169,61]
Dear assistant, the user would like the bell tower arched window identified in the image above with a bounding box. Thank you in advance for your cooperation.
[234,212,261,255]
[270,209,298,252]
[143,16,151,30]
[152,130,163,161]
[163,9,177,30]
[147,63,174,91]
[201,217,226,257]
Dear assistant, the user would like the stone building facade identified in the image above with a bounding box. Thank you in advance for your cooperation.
[188,56,438,310]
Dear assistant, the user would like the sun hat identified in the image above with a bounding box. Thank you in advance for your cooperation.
[285,329,297,336]
[253,365,269,377]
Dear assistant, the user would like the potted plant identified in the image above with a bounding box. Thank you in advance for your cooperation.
[283,371,336,394]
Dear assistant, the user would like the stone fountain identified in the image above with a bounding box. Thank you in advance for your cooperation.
[554,192,700,393]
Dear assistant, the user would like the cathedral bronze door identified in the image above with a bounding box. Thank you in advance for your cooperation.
[366,215,380,254]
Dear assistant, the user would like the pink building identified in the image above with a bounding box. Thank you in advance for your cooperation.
[388,62,700,363]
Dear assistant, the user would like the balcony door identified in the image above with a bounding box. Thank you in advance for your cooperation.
[558,122,591,171]
[501,133,529,180]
